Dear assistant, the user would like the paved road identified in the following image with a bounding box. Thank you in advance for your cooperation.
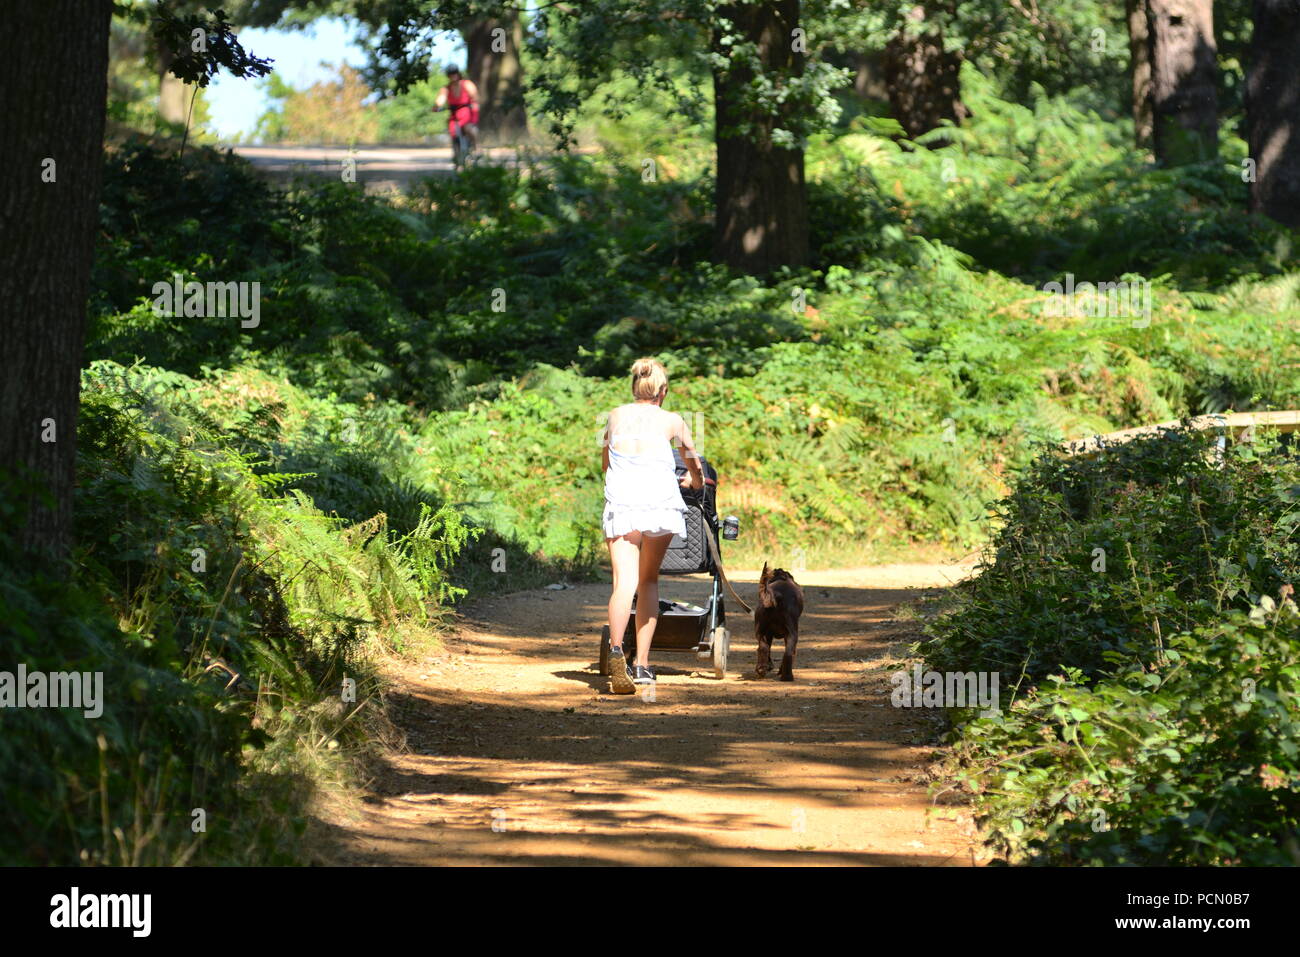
[229,144,527,191]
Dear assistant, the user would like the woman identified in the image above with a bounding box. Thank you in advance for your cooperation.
[602,358,704,693]
[433,65,479,153]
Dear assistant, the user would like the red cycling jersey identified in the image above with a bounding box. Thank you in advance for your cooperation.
[443,82,479,132]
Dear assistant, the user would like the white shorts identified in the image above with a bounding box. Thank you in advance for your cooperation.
[602,504,687,540]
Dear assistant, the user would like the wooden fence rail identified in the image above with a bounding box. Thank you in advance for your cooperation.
[1061,411,1300,458]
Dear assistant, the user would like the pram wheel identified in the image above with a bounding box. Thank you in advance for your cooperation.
[710,626,729,679]
[598,626,611,676]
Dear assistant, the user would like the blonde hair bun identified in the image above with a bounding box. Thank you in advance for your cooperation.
[630,358,669,400]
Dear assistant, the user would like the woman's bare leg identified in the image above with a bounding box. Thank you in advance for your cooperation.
[607,532,642,649]
[633,532,673,668]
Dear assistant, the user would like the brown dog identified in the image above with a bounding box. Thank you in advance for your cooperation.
[754,562,804,681]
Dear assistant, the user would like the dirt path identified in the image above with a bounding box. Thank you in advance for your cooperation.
[324,564,987,866]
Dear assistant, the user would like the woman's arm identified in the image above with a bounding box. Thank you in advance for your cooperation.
[601,420,610,473]
[676,414,704,489]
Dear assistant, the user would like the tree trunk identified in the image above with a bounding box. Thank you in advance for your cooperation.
[825,48,888,102]
[712,0,809,274]
[462,14,529,144]
[1126,0,1154,149]
[0,0,112,566]
[1146,0,1218,165]
[881,6,968,143]
[157,45,190,128]
[1248,0,1300,228]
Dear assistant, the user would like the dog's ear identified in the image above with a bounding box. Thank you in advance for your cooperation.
[760,561,769,582]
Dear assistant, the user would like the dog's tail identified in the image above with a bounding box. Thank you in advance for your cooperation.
[757,561,775,609]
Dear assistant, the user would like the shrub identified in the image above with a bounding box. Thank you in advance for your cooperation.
[951,604,1300,865]
[924,426,1300,864]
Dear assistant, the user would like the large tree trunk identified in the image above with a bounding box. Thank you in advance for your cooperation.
[462,14,529,143]
[0,0,112,566]
[1247,0,1300,228]
[712,0,809,275]
[881,6,968,143]
[1146,0,1218,166]
[1126,0,1154,149]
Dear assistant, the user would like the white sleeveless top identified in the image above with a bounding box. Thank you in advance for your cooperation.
[602,429,689,539]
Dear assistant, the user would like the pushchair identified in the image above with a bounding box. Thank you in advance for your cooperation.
[597,449,741,680]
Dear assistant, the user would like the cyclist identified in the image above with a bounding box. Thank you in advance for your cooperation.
[434,65,480,157]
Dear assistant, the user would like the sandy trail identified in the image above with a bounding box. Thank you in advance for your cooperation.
[324,564,985,866]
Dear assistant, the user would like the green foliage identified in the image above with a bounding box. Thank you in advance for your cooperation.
[374,78,444,143]
[952,605,1300,866]
[62,15,1300,866]
[925,428,1300,864]
[149,2,274,87]
[107,8,217,140]
[925,427,1300,682]
[93,138,779,406]
[252,64,405,145]
[824,0,1130,109]
[90,123,1300,562]
[411,279,1299,562]
[0,361,477,864]
[809,68,1297,288]
[0,478,253,865]
[70,0,1300,872]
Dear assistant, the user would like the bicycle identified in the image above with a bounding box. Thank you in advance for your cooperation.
[435,104,478,171]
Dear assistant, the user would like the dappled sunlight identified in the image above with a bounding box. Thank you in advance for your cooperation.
[326,574,981,866]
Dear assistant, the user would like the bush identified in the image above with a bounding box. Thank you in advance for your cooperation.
[924,426,1300,864]
[924,425,1300,682]
[951,604,1300,865]
[0,485,253,865]
[0,362,477,864]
